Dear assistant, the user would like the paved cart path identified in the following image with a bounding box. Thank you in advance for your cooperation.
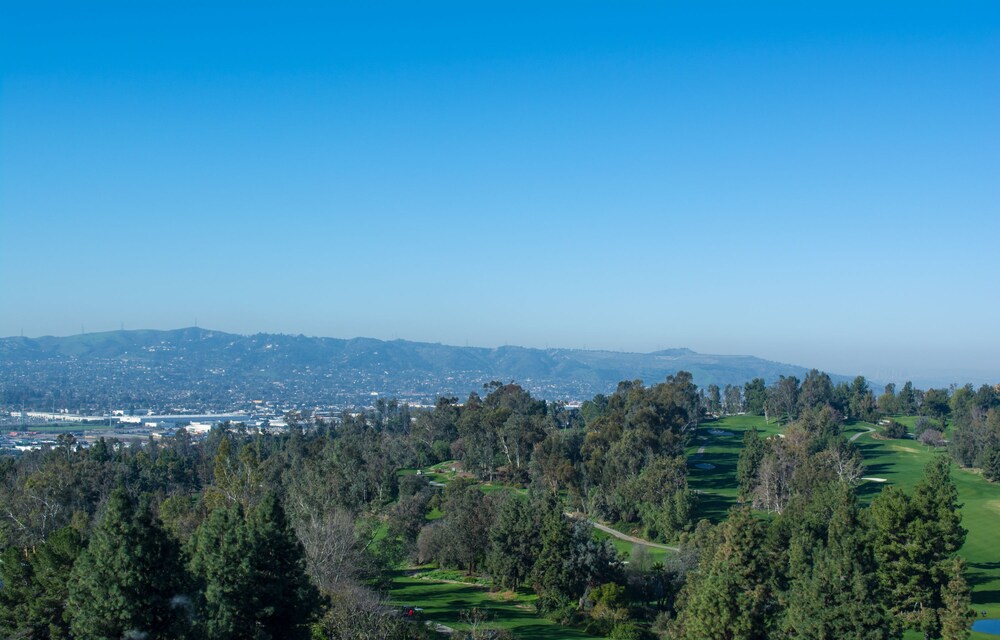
[580,516,680,552]
[850,425,876,442]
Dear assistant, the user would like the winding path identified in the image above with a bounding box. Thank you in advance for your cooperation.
[583,517,680,552]
[849,425,876,442]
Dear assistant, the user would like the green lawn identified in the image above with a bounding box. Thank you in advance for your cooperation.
[399,460,526,495]
[388,571,604,639]
[686,415,783,522]
[592,529,672,566]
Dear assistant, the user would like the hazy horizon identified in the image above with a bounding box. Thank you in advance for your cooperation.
[3,323,995,389]
[2,3,997,388]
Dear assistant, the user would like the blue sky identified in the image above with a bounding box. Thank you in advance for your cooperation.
[1,2,998,385]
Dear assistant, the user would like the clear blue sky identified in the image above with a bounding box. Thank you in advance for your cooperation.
[2,1,998,386]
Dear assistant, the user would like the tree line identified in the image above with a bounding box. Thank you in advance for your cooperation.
[0,369,993,639]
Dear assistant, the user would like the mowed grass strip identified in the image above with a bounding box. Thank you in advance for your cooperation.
[686,415,782,522]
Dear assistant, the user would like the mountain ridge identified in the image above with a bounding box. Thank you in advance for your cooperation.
[0,327,847,411]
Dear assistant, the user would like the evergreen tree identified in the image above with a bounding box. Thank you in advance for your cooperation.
[66,489,190,640]
[671,507,775,640]
[736,428,765,501]
[939,557,975,640]
[898,381,918,415]
[25,525,84,639]
[530,493,578,611]
[487,493,540,590]
[870,458,967,637]
[781,486,897,639]
[246,493,324,637]
[982,444,1000,483]
[911,457,967,561]
[744,378,768,416]
[869,486,927,626]
[0,545,35,638]
[187,503,253,639]
[188,494,322,640]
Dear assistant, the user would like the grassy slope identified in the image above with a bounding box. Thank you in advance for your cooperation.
[593,529,671,566]
[689,415,1000,639]
[390,572,603,639]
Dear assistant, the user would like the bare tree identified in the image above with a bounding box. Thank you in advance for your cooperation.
[318,583,409,640]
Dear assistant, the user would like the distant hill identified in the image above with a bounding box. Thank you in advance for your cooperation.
[0,328,841,411]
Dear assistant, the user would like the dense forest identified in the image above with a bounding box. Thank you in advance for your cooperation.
[1,371,997,639]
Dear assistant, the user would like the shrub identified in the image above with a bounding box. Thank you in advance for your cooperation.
[918,429,945,447]
[609,622,645,640]
[883,420,907,439]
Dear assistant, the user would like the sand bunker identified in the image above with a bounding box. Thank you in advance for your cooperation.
[862,477,888,483]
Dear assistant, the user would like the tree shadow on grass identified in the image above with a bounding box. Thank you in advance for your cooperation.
[967,563,1000,589]
[692,491,738,524]
[860,462,893,475]
[688,452,739,491]
[972,589,1000,605]
[854,480,885,501]
[504,623,600,639]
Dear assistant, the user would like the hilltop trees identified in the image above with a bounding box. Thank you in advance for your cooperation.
[949,387,1000,472]
[744,378,768,417]
[922,388,952,427]
[798,369,834,415]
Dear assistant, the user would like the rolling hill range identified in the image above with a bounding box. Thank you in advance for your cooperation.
[0,328,841,411]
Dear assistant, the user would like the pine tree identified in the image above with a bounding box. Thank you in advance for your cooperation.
[188,494,322,640]
[782,486,897,639]
[246,493,324,637]
[487,493,540,590]
[736,428,765,501]
[66,489,190,640]
[671,507,775,640]
[28,525,84,639]
[939,557,975,640]
[869,486,926,624]
[530,493,579,611]
[870,458,968,637]
[187,503,253,639]
[982,444,1000,483]
[0,545,35,637]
